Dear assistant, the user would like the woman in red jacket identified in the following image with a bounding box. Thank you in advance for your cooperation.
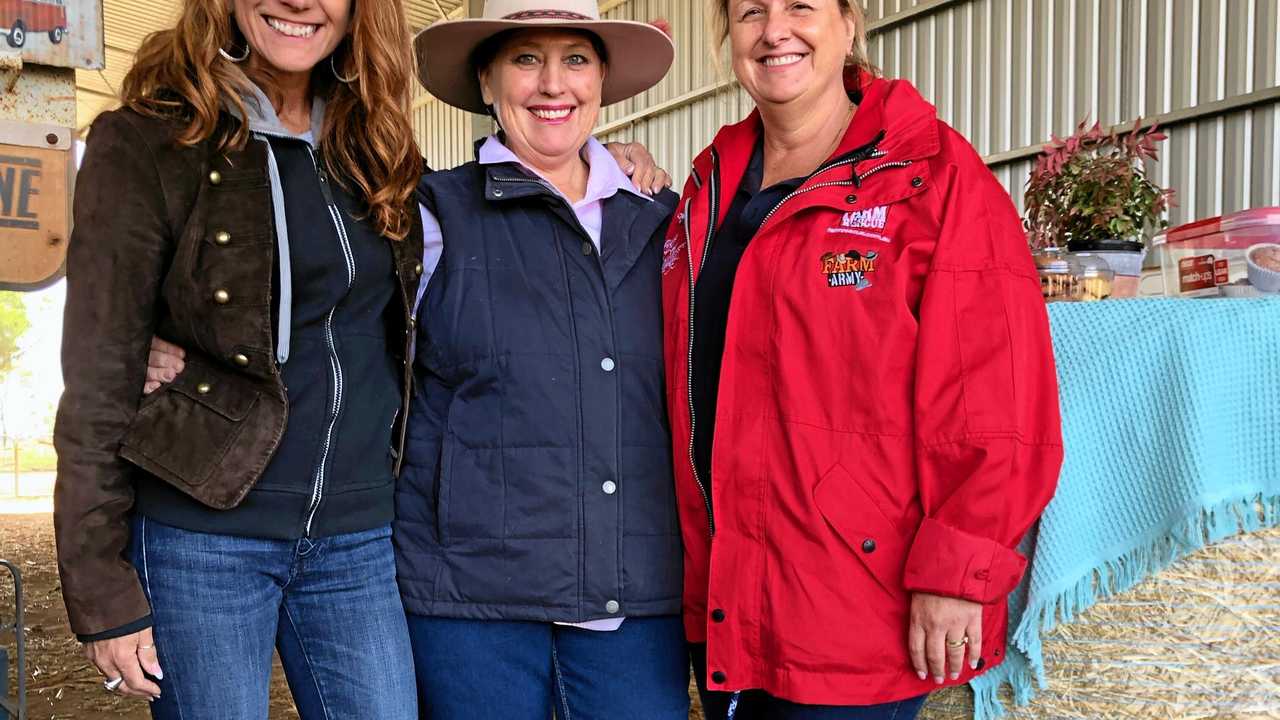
[663,1,1064,717]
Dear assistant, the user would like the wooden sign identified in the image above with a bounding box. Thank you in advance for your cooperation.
[0,120,71,290]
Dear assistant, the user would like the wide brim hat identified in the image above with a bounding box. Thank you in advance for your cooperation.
[414,0,674,114]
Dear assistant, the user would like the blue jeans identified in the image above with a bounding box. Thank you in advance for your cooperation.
[130,515,416,720]
[690,644,927,720]
[407,615,689,720]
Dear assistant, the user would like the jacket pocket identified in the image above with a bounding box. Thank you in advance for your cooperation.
[120,356,267,509]
[813,462,908,598]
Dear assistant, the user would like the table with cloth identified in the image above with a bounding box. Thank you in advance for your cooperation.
[924,297,1280,719]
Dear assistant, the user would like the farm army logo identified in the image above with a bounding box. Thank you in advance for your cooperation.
[820,249,879,290]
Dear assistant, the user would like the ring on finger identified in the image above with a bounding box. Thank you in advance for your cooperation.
[946,636,970,649]
[104,677,124,693]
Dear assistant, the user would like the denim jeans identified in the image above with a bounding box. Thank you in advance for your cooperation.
[690,644,928,720]
[407,615,689,720]
[129,515,417,720]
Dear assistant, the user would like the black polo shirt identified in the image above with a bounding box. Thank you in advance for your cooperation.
[691,139,805,498]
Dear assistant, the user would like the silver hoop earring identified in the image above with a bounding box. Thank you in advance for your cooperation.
[219,44,250,63]
[330,53,358,83]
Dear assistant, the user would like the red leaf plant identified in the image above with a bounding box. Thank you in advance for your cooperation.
[1024,118,1175,250]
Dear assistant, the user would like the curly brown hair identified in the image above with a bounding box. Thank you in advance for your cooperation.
[120,0,420,240]
[710,0,876,77]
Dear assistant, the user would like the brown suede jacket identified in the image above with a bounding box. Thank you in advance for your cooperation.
[52,108,424,639]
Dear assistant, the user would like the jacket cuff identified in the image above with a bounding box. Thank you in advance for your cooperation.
[76,614,153,644]
[903,518,1027,604]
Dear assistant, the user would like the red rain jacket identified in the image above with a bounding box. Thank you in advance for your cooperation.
[661,72,1064,705]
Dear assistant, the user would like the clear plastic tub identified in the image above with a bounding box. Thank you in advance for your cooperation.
[1151,207,1280,297]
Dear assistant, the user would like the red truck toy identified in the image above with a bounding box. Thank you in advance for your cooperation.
[0,0,68,48]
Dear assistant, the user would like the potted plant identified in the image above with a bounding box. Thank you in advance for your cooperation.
[1024,119,1174,297]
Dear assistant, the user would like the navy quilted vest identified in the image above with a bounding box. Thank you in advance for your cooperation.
[394,160,682,622]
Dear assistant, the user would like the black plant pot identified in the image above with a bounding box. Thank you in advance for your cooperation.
[1066,238,1145,253]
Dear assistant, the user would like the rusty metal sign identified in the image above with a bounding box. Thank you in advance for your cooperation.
[0,119,70,290]
[0,0,103,70]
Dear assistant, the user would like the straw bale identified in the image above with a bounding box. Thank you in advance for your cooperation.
[920,526,1280,719]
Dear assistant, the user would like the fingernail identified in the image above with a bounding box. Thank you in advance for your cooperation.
[970,660,979,670]
[156,669,164,680]
[916,671,927,681]
[950,672,960,680]
[934,676,944,685]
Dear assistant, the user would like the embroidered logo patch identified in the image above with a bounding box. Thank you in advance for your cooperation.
[821,249,879,290]
[827,205,892,243]
[662,232,684,275]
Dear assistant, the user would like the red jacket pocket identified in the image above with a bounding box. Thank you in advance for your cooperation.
[813,462,909,597]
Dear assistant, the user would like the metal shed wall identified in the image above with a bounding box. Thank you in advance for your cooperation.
[416,0,1280,224]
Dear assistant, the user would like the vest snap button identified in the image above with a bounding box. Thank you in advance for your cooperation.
[605,600,620,614]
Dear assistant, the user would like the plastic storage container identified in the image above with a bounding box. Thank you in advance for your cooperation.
[1151,207,1280,297]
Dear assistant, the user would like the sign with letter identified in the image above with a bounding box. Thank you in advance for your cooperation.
[0,119,72,290]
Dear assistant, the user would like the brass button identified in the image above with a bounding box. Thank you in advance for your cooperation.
[213,289,231,304]
[209,170,223,185]
[414,262,424,276]
[214,230,231,246]
[196,382,212,395]
[233,353,250,367]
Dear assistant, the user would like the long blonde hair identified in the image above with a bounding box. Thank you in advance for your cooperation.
[120,0,420,240]
[710,0,876,77]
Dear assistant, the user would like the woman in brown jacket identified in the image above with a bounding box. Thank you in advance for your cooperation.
[55,0,426,716]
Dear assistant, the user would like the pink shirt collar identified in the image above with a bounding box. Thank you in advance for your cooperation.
[477,135,651,207]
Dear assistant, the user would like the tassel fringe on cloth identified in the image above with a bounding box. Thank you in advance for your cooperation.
[969,298,1280,720]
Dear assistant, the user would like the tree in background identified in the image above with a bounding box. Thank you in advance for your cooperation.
[0,291,32,443]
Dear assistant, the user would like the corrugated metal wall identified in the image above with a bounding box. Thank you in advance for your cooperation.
[414,0,1280,225]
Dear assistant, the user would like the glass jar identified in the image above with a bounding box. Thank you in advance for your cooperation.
[1071,253,1115,302]
[1034,247,1077,302]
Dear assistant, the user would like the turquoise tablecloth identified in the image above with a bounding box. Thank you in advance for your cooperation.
[970,297,1280,719]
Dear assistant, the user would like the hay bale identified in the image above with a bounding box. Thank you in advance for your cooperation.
[921,526,1280,719]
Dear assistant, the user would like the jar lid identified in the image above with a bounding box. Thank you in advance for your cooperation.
[1033,247,1072,273]
[1068,252,1115,280]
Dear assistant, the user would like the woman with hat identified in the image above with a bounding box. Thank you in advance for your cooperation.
[662,0,1064,718]
[398,1,688,718]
